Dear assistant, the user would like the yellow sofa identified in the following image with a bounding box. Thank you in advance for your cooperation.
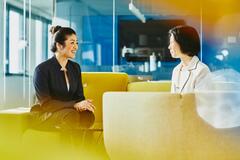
[0,72,129,160]
[103,92,240,160]
[82,72,128,129]
[128,80,171,92]
[0,74,172,159]
[0,107,31,159]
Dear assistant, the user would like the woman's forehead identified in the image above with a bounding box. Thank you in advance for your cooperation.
[66,34,77,41]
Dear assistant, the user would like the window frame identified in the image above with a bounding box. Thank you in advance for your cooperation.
[5,3,52,76]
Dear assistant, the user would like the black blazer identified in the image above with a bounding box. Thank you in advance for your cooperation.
[33,56,85,112]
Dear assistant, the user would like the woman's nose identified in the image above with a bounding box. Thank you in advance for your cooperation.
[168,44,171,50]
[74,44,78,49]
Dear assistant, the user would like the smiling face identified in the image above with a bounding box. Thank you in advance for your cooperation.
[168,34,183,59]
[58,34,78,59]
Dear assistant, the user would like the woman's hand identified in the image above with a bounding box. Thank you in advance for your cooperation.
[74,99,95,113]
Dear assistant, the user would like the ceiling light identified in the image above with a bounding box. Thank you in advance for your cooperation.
[129,0,146,23]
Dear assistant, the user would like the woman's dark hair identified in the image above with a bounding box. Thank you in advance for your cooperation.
[50,25,76,52]
[169,25,200,57]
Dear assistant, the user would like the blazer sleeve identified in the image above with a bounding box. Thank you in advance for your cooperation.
[33,66,75,112]
[74,64,85,103]
[194,66,210,90]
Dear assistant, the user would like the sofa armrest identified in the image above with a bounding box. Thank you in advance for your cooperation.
[128,81,171,92]
[0,107,31,154]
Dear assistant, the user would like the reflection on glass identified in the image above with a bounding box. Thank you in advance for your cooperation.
[196,69,240,128]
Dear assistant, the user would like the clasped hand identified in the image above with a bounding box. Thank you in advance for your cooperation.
[73,99,95,113]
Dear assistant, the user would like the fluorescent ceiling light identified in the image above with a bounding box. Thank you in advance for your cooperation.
[129,1,146,23]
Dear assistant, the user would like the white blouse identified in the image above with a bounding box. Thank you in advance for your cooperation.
[61,67,70,92]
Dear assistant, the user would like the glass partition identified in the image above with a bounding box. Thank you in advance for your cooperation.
[53,0,114,72]
[1,0,240,109]
[114,1,201,80]
[0,0,53,109]
[115,0,240,80]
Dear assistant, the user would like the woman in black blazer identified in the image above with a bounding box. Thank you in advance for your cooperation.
[32,25,95,130]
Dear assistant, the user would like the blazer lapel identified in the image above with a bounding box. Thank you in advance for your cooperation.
[178,56,200,93]
[178,70,191,93]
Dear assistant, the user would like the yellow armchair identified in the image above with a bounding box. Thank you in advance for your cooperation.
[128,80,171,92]
[82,72,128,128]
[0,72,128,160]
[103,92,240,160]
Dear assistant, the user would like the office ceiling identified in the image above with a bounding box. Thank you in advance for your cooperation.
[31,0,54,16]
[7,0,240,18]
[79,0,191,16]
[6,0,54,17]
[73,0,240,16]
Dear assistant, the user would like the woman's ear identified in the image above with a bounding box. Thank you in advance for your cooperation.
[56,42,63,51]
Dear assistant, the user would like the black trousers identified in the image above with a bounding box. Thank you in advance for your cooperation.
[31,108,95,131]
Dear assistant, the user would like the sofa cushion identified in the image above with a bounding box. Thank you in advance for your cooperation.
[82,72,128,125]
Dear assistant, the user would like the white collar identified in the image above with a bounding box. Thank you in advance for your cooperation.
[176,56,200,71]
[60,67,67,72]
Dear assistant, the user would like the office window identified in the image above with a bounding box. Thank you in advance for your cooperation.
[48,24,53,59]
[8,9,24,74]
[35,19,43,65]
[6,4,51,75]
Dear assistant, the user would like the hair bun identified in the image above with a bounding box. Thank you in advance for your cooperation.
[50,25,62,35]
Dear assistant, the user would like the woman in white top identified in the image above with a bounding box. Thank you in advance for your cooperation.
[168,25,210,93]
